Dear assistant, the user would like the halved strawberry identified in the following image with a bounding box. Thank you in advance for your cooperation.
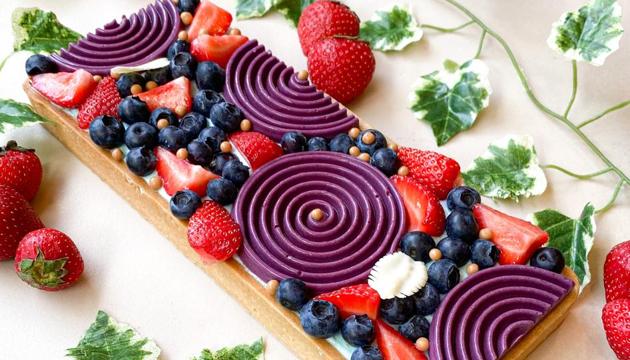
[155,147,218,196]
[137,77,191,113]
[31,69,97,108]
[191,34,249,68]
[229,131,282,170]
[375,319,427,360]
[77,77,122,129]
[188,200,242,262]
[397,147,461,200]
[472,204,548,265]
[391,175,445,236]
[187,0,232,41]
[315,284,381,320]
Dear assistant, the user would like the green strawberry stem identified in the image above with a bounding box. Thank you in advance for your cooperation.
[18,248,68,288]
[421,20,474,33]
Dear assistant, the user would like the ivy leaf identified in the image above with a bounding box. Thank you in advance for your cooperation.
[67,311,160,360]
[409,59,491,145]
[0,99,46,134]
[547,0,624,66]
[273,0,315,26]
[12,7,82,53]
[236,0,275,20]
[360,5,423,52]
[192,338,265,360]
[532,203,596,293]
[462,135,548,201]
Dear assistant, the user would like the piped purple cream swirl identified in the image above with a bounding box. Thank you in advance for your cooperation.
[224,40,359,141]
[429,265,574,360]
[233,152,406,294]
[51,0,180,75]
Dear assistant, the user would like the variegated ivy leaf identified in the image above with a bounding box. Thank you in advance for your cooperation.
[532,203,596,293]
[0,99,45,134]
[462,135,547,201]
[235,0,314,26]
[12,7,82,53]
[274,0,316,26]
[547,0,624,66]
[409,59,491,145]
[360,4,423,51]
[192,338,265,360]
[236,0,275,20]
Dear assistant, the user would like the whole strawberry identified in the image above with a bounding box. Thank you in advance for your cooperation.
[14,228,84,291]
[188,200,242,262]
[298,1,360,56]
[602,298,630,360]
[0,185,44,260]
[307,37,375,104]
[604,240,630,302]
[0,140,43,201]
[397,147,461,199]
[77,76,122,129]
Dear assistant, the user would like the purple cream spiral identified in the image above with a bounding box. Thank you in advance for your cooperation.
[224,40,359,142]
[429,265,574,360]
[232,151,406,294]
[51,0,180,75]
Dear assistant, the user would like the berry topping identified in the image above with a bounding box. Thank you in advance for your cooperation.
[170,52,197,79]
[400,231,435,263]
[604,240,630,302]
[116,73,147,97]
[370,148,398,176]
[307,137,329,152]
[437,236,471,267]
[155,146,218,196]
[391,175,446,237]
[187,0,232,41]
[198,126,227,153]
[276,278,310,311]
[206,178,238,205]
[137,76,192,113]
[428,259,460,294]
[314,284,381,320]
[351,345,383,360]
[412,282,441,316]
[77,77,122,129]
[329,133,355,154]
[169,189,202,219]
[297,0,360,56]
[357,129,387,155]
[186,140,213,166]
[280,131,308,153]
[25,54,57,76]
[210,101,244,133]
[89,115,125,149]
[125,147,157,176]
[187,200,242,262]
[191,34,249,68]
[530,247,565,274]
[0,185,44,260]
[150,107,179,128]
[229,131,283,170]
[124,123,158,149]
[397,147,461,199]
[158,126,188,153]
[179,112,207,141]
[196,61,226,92]
[221,159,249,187]
[445,209,479,243]
[209,152,236,174]
[342,315,375,347]
[602,298,630,360]
[470,239,500,269]
[399,315,430,343]
[193,89,225,116]
[32,69,97,108]
[167,40,190,60]
[379,297,415,325]
[446,186,481,210]
[118,96,150,124]
[375,319,427,360]
[145,66,173,86]
[0,141,43,201]
[299,300,341,339]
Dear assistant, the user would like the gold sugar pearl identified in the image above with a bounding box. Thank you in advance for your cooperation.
[110,70,121,79]
[348,127,360,139]
[176,148,189,160]
[479,228,493,240]
[388,143,399,152]
[229,28,242,36]
[348,146,361,157]
[310,208,324,222]
[181,12,193,26]
[397,166,410,177]
[297,70,309,81]
[149,177,163,190]
[171,0,179,5]
[415,337,430,352]
[220,141,232,153]
[111,148,124,162]
[240,119,252,132]
[266,280,279,296]
[429,248,442,261]
[199,29,208,36]
[361,131,376,145]
[467,263,480,275]
[93,75,103,82]
[130,84,143,95]
[358,153,370,162]
[178,30,189,42]
[145,81,159,91]
[175,105,188,117]
[157,118,170,129]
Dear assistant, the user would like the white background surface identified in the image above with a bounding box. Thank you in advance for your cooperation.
[0,0,629,359]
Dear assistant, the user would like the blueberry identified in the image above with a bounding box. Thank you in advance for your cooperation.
[445,209,479,243]
[145,66,172,85]
[400,231,436,262]
[149,107,179,128]
[116,74,146,97]
[276,278,309,310]
[170,52,197,79]
[186,140,213,166]
[179,112,207,141]
[196,61,226,92]
[167,40,190,61]
[446,186,481,210]
[178,0,199,13]
[307,137,328,151]
[341,315,375,347]
[437,237,471,267]
[412,283,440,316]
[193,90,224,117]
[379,296,415,324]
[470,239,500,269]
[158,126,188,152]
[118,96,150,124]
[198,126,227,153]
[206,178,238,205]
[89,116,125,148]
[125,122,158,149]
[210,102,244,133]
[281,132,307,153]
[210,153,236,174]
[530,247,565,274]
[222,159,249,187]
[370,148,398,176]
[356,129,387,155]
[169,190,202,219]
[428,259,460,294]
[125,147,157,176]
[25,54,57,76]
[299,300,340,338]
[351,346,383,360]
[329,133,354,154]
[399,315,430,342]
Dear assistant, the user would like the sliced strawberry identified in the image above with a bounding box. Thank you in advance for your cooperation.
[155,147,218,196]
[191,34,249,68]
[391,175,445,236]
[472,204,548,265]
[188,200,242,262]
[31,69,97,108]
[375,319,427,360]
[315,284,381,320]
[187,0,232,41]
[397,147,461,200]
[228,131,282,170]
[77,77,122,129]
[137,76,191,113]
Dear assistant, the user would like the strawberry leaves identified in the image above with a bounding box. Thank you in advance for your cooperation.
[192,338,265,360]
[360,5,423,52]
[12,7,82,54]
[17,248,68,288]
[0,99,46,134]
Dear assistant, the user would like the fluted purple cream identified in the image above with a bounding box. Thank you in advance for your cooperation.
[51,0,180,75]
[224,40,359,141]
[429,265,574,360]
[233,152,406,294]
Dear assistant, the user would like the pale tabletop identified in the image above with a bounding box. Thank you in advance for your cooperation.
[0,0,628,359]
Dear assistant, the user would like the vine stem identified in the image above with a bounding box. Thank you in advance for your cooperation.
[564,60,578,118]
[421,20,475,33]
[596,180,625,214]
[0,52,14,73]
[441,0,630,188]
[474,30,486,58]
[578,99,630,128]
[543,165,613,180]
